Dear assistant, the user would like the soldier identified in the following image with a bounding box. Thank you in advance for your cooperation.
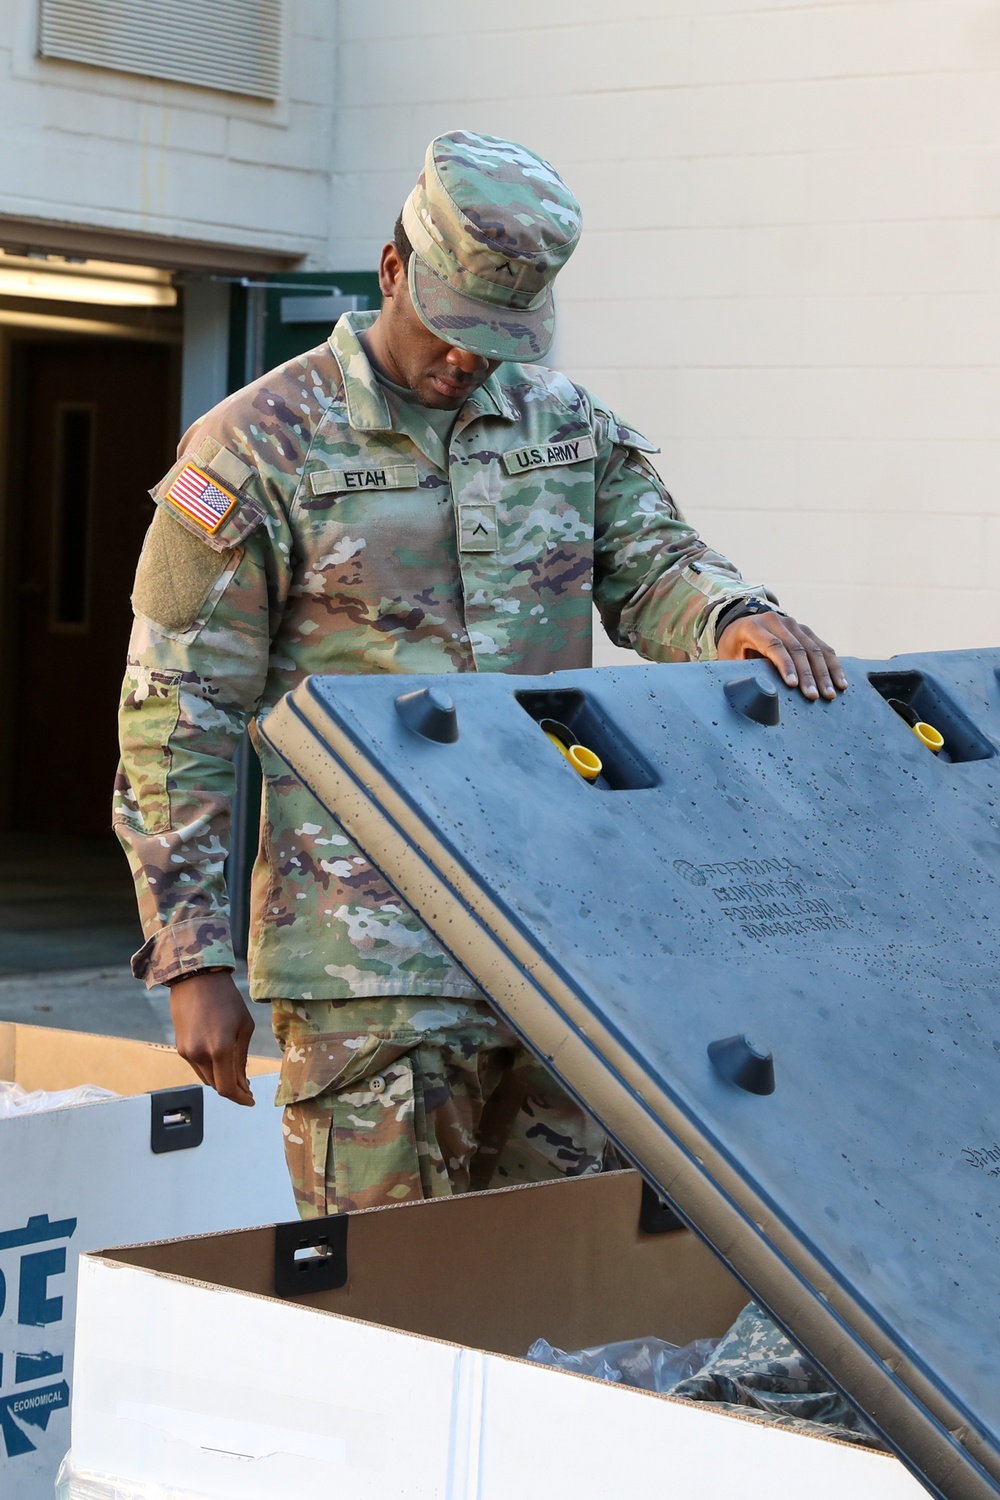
[115,131,846,1217]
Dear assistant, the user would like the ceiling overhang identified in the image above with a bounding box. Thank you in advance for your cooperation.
[0,213,307,277]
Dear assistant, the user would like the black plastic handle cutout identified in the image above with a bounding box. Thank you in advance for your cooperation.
[869,670,995,763]
[515,688,659,790]
[274,1214,349,1299]
[639,1180,686,1234]
[150,1086,204,1154]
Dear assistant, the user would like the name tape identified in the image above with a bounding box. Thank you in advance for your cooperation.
[310,464,420,495]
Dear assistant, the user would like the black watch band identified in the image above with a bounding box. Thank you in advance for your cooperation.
[165,965,231,987]
[715,596,781,644]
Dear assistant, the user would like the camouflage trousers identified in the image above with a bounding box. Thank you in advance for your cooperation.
[270,995,611,1218]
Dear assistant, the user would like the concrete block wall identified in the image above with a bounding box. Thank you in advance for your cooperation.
[0,0,336,263]
[332,0,1000,660]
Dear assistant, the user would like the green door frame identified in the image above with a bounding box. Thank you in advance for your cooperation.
[225,270,381,957]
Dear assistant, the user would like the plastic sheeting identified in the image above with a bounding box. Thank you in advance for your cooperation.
[56,1454,212,1500]
[0,1080,118,1118]
[527,1333,719,1393]
[528,1307,885,1450]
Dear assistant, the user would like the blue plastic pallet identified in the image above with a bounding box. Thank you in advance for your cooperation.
[264,650,1000,1500]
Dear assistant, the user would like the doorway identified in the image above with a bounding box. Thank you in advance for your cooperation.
[5,338,175,833]
[0,335,178,977]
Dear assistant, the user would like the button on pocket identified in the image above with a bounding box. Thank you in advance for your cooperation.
[369,1075,386,1094]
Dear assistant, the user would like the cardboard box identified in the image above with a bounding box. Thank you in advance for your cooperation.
[67,1171,925,1499]
[0,1021,295,1500]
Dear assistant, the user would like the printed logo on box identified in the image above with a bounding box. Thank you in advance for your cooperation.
[0,1215,76,1458]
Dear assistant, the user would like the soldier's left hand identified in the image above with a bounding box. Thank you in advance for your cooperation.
[717,613,848,701]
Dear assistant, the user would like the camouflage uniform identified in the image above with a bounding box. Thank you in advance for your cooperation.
[673,1303,884,1448]
[273,996,614,1215]
[115,131,765,1216]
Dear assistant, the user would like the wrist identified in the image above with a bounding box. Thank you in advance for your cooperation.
[165,966,232,987]
[715,595,783,645]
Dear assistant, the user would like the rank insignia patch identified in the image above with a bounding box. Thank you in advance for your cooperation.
[165,464,239,533]
[458,503,499,553]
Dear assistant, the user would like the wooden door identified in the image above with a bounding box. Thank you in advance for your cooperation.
[6,340,176,835]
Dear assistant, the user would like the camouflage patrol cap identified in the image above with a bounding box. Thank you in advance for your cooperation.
[401,130,582,364]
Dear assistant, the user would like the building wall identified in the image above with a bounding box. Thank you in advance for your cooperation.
[0,0,994,660]
[0,0,336,265]
[331,1,1000,661]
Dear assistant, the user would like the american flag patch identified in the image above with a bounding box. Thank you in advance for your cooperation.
[165,463,239,533]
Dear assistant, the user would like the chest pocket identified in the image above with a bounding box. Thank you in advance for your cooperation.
[488,430,598,562]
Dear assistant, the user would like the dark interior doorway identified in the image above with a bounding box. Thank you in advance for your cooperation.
[0,335,178,975]
[5,338,176,834]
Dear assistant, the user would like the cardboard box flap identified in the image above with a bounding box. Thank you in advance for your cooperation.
[0,1021,277,1094]
[97,1172,750,1358]
[262,651,1000,1500]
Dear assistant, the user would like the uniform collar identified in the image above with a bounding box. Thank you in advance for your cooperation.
[329,311,519,438]
[461,374,519,425]
[328,311,392,431]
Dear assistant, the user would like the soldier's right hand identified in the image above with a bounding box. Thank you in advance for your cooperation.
[168,971,256,1107]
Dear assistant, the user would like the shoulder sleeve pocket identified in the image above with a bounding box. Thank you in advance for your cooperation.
[152,439,267,553]
[133,506,237,634]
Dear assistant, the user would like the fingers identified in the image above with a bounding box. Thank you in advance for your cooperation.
[233,1011,257,1108]
[212,1040,256,1107]
[781,627,823,701]
[204,1009,256,1106]
[169,974,257,1107]
[753,628,800,691]
[825,644,849,694]
[778,619,847,701]
[179,1052,216,1093]
[177,1034,255,1107]
[717,613,848,701]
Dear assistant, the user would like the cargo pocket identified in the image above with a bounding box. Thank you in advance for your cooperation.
[327,1049,427,1212]
[282,1048,425,1216]
[273,1017,418,1106]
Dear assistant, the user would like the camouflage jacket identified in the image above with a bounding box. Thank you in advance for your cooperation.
[115,311,762,999]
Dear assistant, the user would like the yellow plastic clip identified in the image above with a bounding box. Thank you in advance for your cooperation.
[912,721,944,754]
[567,743,603,781]
[541,720,604,783]
[887,697,945,755]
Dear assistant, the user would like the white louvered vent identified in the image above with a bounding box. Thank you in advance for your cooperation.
[38,0,283,101]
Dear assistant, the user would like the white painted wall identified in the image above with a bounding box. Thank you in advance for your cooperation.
[0,0,994,660]
[331,0,1000,661]
[0,0,335,264]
